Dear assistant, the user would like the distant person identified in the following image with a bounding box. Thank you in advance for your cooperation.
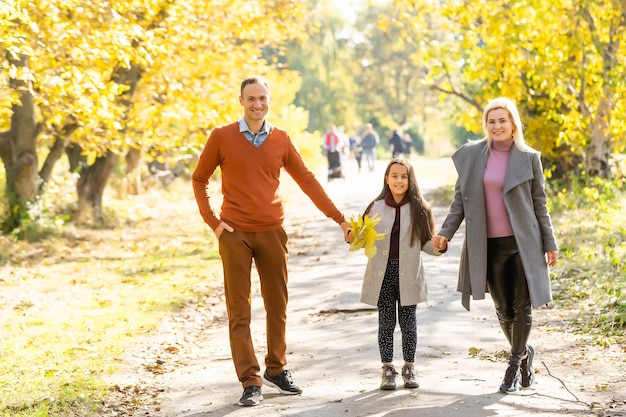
[348,131,363,171]
[337,125,349,151]
[323,125,348,156]
[337,125,350,172]
[322,125,346,179]
[388,129,404,158]
[356,158,442,390]
[432,97,559,394]
[361,123,380,172]
[192,75,351,406]
[402,133,413,156]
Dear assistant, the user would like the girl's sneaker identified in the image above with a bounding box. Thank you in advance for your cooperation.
[401,364,420,389]
[380,364,397,390]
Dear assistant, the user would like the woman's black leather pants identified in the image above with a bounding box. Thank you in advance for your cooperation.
[486,236,532,359]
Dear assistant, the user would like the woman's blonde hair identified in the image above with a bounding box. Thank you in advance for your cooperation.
[482,97,536,153]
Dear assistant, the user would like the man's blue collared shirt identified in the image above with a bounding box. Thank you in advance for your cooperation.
[239,118,272,147]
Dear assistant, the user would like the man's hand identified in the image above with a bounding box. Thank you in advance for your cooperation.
[214,221,234,239]
[340,221,353,243]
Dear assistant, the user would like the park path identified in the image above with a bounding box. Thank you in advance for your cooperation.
[106,156,625,417]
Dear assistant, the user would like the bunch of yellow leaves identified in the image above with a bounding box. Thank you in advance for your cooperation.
[348,213,386,258]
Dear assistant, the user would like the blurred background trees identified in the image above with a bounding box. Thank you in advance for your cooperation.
[1,0,625,234]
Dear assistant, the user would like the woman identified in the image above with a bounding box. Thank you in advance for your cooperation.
[432,97,559,394]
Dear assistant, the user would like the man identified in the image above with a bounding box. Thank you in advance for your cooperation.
[361,123,380,172]
[192,75,351,406]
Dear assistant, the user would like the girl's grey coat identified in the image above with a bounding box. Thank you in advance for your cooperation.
[361,199,441,307]
[439,140,559,311]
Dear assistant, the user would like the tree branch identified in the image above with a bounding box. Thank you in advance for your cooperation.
[427,63,483,112]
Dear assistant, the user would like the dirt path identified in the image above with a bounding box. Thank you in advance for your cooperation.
[105,157,626,417]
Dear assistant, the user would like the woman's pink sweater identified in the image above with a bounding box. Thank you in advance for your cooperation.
[483,139,515,238]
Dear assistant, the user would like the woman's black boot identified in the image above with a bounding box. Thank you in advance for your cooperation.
[499,356,521,393]
[520,345,535,387]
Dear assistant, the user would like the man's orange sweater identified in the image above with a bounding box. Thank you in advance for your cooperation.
[192,121,346,232]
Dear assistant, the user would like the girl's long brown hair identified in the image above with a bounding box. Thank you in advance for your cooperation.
[363,158,435,246]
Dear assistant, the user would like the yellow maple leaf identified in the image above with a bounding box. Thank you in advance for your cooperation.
[348,213,386,258]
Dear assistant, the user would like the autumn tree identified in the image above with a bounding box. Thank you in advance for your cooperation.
[0,3,46,232]
[1,0,308,231]
[396,0,626,178]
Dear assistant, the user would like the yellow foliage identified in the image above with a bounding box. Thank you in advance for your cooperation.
[348,213,386,258]
[398,0,626,173]
[1,0,308,156]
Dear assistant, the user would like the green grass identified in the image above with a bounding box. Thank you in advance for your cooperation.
[548,176,626,345]
[0,179,223,416]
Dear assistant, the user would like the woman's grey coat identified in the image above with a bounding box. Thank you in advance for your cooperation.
[361,199,441,307]
[439,140,559,311]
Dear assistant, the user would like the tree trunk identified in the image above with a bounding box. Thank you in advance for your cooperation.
[0,52,40,232]
[585,88,612,179]
[71,64,142,224]
[66,142,86,173]
[39,122,80,189]
[75,151,119,224]
[125,147,142,195]
[580,5,620,179]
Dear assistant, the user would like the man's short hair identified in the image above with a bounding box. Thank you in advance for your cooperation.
[240,75,271,97]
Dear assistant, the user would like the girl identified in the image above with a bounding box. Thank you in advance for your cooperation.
[360,158,441,390]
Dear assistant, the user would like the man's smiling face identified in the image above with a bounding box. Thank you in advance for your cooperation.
[240,81,270,124]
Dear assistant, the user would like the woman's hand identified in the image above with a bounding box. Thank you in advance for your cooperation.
[546,250,559,267]
[432,234,448,252]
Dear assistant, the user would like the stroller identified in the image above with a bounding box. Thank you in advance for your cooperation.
[327,150,343,180]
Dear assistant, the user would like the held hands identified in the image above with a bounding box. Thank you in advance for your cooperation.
[431,234,448,253]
